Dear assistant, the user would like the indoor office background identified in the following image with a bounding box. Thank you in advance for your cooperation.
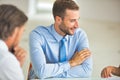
[0,0,120,79]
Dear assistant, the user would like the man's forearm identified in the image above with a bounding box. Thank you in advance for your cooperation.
[112,66,120,77]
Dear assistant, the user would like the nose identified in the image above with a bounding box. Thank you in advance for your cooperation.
[74,20,79,28]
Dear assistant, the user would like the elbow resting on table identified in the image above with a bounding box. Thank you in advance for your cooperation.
[34,64,52,79]
[82,67,92,78]
[84,69,92,77]
[34,65,45,79]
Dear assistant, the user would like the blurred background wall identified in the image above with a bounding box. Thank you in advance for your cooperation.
[0,0,120,79]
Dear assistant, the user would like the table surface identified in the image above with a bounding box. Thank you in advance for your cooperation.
[33,77,120,80]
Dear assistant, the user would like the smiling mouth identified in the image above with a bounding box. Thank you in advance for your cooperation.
[70,28,75,34]
[71,27,76,31]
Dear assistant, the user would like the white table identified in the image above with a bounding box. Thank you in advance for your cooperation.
[33,77,120,80]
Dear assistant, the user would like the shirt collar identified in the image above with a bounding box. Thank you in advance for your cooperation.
[51,24,68,42]
[0,39,8,51]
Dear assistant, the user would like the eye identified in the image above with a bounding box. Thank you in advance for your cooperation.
[70,19,76,22]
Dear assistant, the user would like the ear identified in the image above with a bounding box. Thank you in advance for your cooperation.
[55,16,62,25]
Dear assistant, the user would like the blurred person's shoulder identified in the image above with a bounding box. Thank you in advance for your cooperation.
[0,49,24,80]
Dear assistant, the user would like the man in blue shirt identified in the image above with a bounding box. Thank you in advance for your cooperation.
[29,0,92,79]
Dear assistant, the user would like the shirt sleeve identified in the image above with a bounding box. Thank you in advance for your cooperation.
[0,53,24,80]
[65,56,92,78]
[59,29,93,78]
[29,31,71,79]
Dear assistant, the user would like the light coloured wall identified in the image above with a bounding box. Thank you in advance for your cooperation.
[0,0,120,79]
[0,0,29,14]
[78,0,120,22]
[80,19,120,77]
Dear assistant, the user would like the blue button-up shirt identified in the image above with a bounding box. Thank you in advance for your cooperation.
[29,24,92,79]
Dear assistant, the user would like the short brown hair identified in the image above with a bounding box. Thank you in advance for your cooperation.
[0,4,28,40]
[52,0,79,19]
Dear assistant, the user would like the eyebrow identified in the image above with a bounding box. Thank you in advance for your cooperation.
[70,17,80,21]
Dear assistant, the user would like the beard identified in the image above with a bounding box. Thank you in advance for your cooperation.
[59,22,74,36]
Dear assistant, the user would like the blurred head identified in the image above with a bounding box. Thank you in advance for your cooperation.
[0,4,28,50]
[52,0,80,36]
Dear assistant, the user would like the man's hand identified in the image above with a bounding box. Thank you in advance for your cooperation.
[101,66,113,78]
[14,46,27,67]
[101,66,120,78]
[69,49,91,67]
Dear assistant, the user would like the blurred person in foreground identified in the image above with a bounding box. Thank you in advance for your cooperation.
[0,4,28,80]
[29,0,92,79]
[101,65,120,78]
